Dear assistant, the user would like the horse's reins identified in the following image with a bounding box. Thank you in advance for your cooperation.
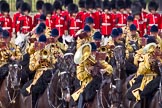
[158,62,162,105]
[6,64,21,104]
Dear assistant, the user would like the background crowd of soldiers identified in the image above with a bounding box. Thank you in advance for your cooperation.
[0,0,162,108]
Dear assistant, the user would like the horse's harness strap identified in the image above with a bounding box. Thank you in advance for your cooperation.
[64,53,73,57]
[58,71,67,76]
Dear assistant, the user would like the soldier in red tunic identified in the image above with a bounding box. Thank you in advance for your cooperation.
[145,1,161,34]
[76,0,86,29]
[13,0,23,33]
[140,0,147,22]
[84,0,96,28]
[52,1,66,37]
[0,2,12,37]
[42,3,54,30]
[111,0,117,28]
[125,0,132,16]
[68,3,81,37]
[16,2,32,35]
[131,1,144,37]
[116,0,127,28]
[101,0,113,41]
[33,0,44,28]
[62,0,73,32]
[93,0,102,30]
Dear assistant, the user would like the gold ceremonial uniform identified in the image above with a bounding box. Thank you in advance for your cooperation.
[26,48,57,93]
[45,41,68,57]
[0,42,22,66]
[72,44,113,101]
[129,43,158,101]
[76,29,96,49]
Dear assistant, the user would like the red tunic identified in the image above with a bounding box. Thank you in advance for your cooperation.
[145,13,161,34]
[116,12,127,28]
[101,12,113,36]
[33,13,41,27]
[133,19,144,37]
[45,17,54,30]
[16,15,33,34]
[52,14,66,36]
[76,11,84,29]
[13,12,21,32]
[111,12,117,28]
[0,15,12,37]
[93,10,102,30]
[68,16,81,37]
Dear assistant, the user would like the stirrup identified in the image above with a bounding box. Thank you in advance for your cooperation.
[26,85,32,93]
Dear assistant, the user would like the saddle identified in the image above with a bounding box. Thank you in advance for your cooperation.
[0,63,9,79]
[82,76,102,102]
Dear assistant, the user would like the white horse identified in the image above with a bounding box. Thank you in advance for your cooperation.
[14,33,29,55]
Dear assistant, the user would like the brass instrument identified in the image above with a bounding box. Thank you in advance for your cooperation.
[40,49,49,60]
[74,43,92,64]
[99,46,108,53]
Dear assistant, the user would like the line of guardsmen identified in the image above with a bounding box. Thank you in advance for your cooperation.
[0,0,162,108]
[0,0,162,38]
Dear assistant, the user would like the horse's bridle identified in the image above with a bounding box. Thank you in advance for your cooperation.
[6,63,22,104]
[158,62,162,106]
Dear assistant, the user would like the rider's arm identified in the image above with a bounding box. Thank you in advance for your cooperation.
[99,60,113,74]
[76,63,91,81]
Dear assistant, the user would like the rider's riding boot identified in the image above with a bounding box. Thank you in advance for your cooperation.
[78,93,84,108]
[32,93,39,108]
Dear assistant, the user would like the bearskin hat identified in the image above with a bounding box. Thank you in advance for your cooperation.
[85,0,96,9]
[140,0,146,9]
[39,34,47,42]
[21,2,31,12]
[148,1,159,11]
[125,0,132,9]
[64,0,73,8]
[93,31,102,40]
[95,0,102,8]
[53,1,62,11]
[117,0,125,10]
[42,3,53,16]
[68,3,78,14]
[131,1,142,16]
[16,0,24,10]
[1,2,10,13]
[111,28,119,38]
[36,0,44,10]
[103,0,111,10]
[78,0,85,8]
[111,0,117,9]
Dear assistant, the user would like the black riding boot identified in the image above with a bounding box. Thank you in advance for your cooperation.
[32,93,39,108]
[78,93,84,108]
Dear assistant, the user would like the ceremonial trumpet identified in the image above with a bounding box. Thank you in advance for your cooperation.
[99,46,108,53]
[40,49,49,60]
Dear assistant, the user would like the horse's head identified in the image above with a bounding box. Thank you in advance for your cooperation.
[65,40,76,54]
[113,46,126,79]
[8,63,22,89]
[58,53,76,102]
[15,33,28,50]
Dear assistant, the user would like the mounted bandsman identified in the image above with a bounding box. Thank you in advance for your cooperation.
[71,42,113,107]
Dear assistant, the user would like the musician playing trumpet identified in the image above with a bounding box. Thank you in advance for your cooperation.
[0,30,22,81]
[26,34,56,93]
[45,28,68,58]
